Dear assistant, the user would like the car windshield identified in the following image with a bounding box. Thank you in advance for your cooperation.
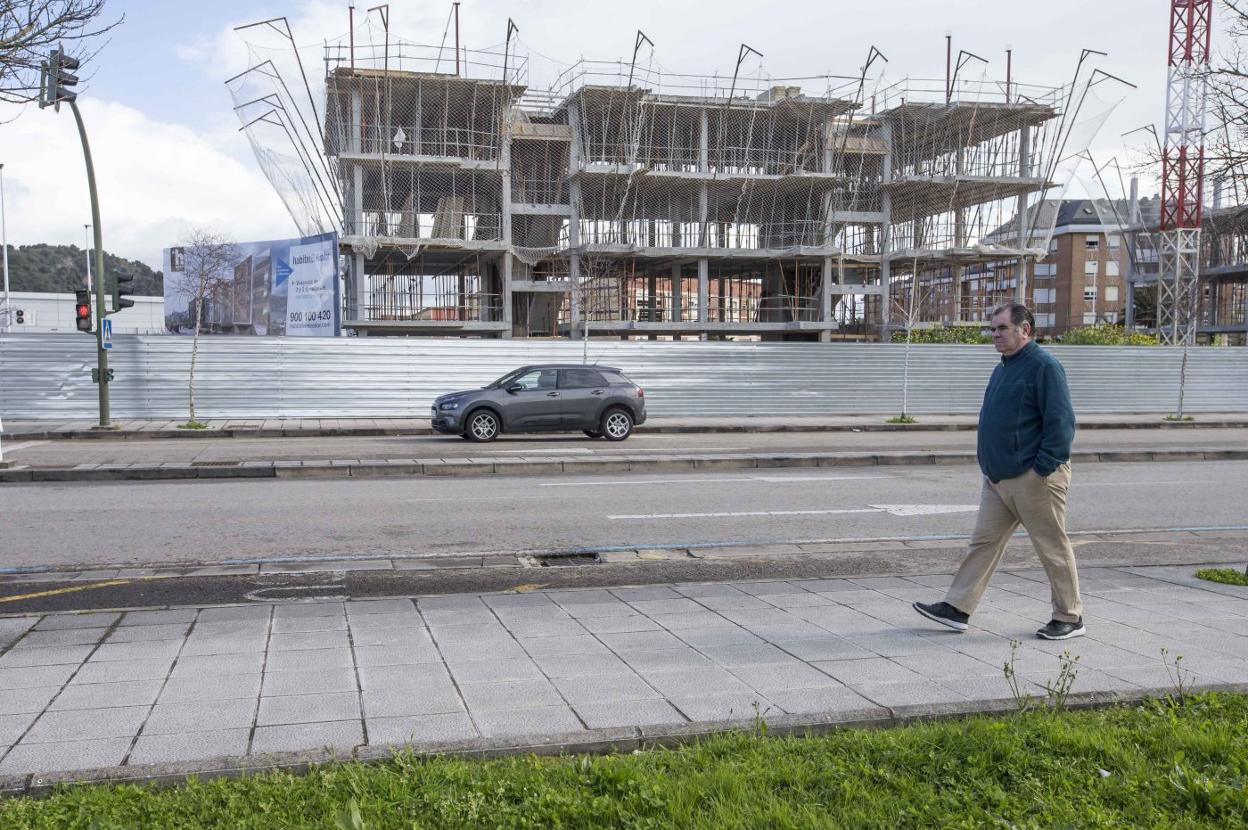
[486,369,527,389]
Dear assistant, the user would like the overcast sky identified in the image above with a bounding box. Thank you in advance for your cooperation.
[0,0,1188,270]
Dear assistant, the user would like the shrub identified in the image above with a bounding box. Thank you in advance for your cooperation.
[1058,324,1159,346]
[890,326,991,344]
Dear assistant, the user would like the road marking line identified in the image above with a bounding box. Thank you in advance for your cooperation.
[492,448,593,454]
[598,447,741,453]
[542,474,889,487]
[0,578,132,603]
[752,475,891,482]
[609,508,879,520]
[0,441,48,454]
[1076,481,1214,487]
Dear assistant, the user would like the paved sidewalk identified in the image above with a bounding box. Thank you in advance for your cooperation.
[1,564,1245,792]
[6,413,1248,440]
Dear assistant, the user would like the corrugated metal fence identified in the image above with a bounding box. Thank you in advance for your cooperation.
[2,334,1246,419]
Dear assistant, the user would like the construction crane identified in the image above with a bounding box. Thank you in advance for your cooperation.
[1157,0,1213,346]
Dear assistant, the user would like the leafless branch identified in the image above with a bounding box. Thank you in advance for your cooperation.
[0,0,122,105]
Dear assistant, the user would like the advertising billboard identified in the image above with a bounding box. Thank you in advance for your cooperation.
[163,231,340,337]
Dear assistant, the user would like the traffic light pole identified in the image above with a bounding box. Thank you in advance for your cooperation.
[69,99,110,427]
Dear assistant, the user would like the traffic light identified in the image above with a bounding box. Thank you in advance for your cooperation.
[39,45,79,111]
[112,271,135,311]
[75,289,92,332]
[14,309,24,325]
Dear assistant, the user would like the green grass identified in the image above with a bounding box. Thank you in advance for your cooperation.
[1195,568,1248,587]
[3,694,1247,829]
[177,421,209,430]
[1163,414,1196,422]
[886,414,918,424]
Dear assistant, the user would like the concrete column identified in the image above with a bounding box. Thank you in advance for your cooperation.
[671,263,682,323]
[347,251,365,322]
[350,89,362,153]
[953,145,965,323]
[568,101,583,339]
[699,109,710,172]
[500,112,513,337]
[879,119,894,341]
[1015,124,1032,304]
[698,258,709,338]
[412,83,422,155]
[820,256,834,341]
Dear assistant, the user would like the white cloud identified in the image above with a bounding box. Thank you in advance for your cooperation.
[2,100,294,271]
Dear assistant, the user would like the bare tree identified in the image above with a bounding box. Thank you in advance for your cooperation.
[170,230,238,426]
[573,250,620,363]
[1205,2,1248,198]
[0,1,122,106]
[890,257,928,424]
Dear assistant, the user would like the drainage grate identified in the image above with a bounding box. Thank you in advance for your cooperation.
[535,553,601,567]
[191,460,241,467]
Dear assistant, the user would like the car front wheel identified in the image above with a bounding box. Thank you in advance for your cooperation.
[600,408,633,441]
[466,410,500,442]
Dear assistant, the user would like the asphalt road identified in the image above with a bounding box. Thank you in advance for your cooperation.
[4,428,1248,467]
[4,460,1246,571]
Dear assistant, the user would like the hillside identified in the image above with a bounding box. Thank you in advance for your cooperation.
[3,244,162,296]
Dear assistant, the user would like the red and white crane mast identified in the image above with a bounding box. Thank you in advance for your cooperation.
[1157,0,1213,345]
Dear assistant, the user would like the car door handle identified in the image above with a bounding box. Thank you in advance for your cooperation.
[546,391,560,397]
[590,390,604,395]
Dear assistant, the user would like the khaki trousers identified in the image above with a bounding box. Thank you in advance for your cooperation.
[944,463,1083,623]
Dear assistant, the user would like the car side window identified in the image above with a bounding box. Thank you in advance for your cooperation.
[559,368,607,389]
[513,369,558,391]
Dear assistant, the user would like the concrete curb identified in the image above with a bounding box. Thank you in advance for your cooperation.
[4,447,1248,484]
[2,682,1243,797]
[10,418,1248,441]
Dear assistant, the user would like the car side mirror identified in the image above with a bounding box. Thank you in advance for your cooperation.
[506,384,523,394]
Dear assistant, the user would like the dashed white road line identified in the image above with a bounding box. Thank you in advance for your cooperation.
[608,508,880,520]
[609,503,979,520]
[541,474,889,487]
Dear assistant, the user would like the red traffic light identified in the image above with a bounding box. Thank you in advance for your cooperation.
[74,289,92,332]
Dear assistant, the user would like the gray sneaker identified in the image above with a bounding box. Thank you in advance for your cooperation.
[1036,618,1086,640]
[913,601,969,632]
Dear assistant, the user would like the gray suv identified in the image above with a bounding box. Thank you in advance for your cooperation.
[431,364,647,442]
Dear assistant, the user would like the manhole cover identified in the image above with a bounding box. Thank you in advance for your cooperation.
[191,460,241,467]
[536,553,600,567]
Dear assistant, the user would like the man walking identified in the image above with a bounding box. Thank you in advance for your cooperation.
[914,303,1084,640]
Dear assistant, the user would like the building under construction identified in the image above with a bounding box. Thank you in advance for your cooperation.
[231,19,1124,340]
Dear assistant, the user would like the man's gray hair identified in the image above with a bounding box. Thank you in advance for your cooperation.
[991,302,1035,332]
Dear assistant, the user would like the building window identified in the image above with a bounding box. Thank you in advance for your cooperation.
[1105,311,1119,323]
[1106,286,1119,302]
[1035,312,1055,328]
[1084,261,1099,276]
[1048,238,1059,253]
[1085,235,1100,250]
[1083,312,1098,325]
[1033,288,1055,305]
[1084,287,1098,302]
[1034,263,1055,278]
[1105,261,1120,277]
[1108,234,1121,249]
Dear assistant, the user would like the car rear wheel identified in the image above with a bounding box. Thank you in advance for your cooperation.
[583,430,602,439]
[466,410,500,442]
[601,408,633,441]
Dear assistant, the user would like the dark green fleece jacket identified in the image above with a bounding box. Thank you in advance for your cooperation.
[977,340,1076,482]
